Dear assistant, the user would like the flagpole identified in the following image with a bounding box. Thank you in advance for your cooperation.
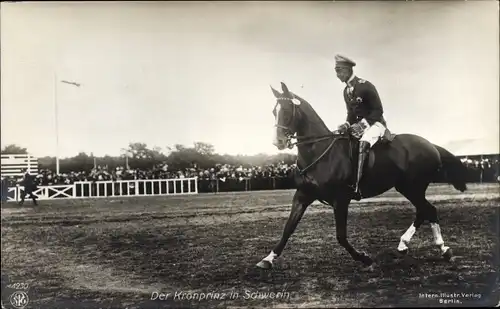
[27,153,31,174]
[54,74,81,175]
[54,72,60,175]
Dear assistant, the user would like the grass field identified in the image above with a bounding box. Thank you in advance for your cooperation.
[1,184,499,308]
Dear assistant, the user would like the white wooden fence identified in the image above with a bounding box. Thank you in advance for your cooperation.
[4,177,198,202]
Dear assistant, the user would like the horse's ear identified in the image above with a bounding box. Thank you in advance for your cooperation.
[270,85,281,98]
[281,82,290,95]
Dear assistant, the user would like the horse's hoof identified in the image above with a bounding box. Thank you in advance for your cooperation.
[256,260,273,270]
[397,249,408,256]
[361,264,376,272]
[442,248,454,262]
[359,252,374,266]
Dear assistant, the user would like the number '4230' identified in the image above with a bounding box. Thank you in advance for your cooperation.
[6,283,29,290]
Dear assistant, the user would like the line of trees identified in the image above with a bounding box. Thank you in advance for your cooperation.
[1,142,297,173]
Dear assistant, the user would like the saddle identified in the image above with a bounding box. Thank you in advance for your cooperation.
[349,127,396,151]
[348,127,397,179]
[380,127,397,144]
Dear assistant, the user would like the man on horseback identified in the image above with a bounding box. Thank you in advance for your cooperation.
[334,54,387,200]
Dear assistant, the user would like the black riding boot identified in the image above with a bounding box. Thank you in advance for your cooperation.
[353,141,370,200]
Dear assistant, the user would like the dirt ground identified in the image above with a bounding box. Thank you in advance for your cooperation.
[1,184,499,308]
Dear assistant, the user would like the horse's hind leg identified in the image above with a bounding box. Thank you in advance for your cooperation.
[396,184,452,261]
[396,209,425,254]
[395,185,426,254]
[425,199,453,260]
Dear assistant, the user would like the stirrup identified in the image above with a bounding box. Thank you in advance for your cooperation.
[349,183,361,194]
[351,190,362,201]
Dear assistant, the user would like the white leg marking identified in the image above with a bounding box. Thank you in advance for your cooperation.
[430,223,450,254]
[398,223,416,251]
[262,250,277,263]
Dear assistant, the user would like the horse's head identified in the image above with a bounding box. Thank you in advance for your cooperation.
[271,82,303,150]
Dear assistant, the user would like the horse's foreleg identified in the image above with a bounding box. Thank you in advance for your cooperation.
[256,190,314,269]
[334,201,373,267]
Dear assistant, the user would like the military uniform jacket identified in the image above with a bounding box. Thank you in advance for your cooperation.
[343,76,386,127]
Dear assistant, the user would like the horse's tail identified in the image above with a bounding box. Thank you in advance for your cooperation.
[433,144,468,192]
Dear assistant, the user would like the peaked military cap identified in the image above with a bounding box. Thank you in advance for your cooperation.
[335,54,356,68]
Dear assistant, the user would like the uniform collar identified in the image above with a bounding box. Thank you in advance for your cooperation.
[346,73,356,87]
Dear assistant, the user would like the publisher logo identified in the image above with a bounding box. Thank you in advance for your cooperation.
[9,291,29,309]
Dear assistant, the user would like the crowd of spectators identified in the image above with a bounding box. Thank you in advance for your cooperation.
[1,162,296,187]
[1,158,499,189]
[460,158,500,183]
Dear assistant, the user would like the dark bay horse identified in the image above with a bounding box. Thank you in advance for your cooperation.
[256,82,468,270]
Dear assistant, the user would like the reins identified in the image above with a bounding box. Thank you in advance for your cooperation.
[274,94,352,176]
[289,132,348,175]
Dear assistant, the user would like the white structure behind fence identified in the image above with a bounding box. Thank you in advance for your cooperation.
[5,177,198,202]
[1,154,39,176]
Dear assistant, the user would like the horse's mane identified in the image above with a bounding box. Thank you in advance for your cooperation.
[292,93,332,134]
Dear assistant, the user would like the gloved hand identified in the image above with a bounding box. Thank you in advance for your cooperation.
[350,122,365,138]
[337,122,350,133]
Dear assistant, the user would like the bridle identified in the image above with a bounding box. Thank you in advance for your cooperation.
[274,96,350,175]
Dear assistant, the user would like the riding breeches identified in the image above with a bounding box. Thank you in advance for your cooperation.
[360,121,386,147]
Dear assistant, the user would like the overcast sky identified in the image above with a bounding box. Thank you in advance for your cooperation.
[1,1,498,158]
